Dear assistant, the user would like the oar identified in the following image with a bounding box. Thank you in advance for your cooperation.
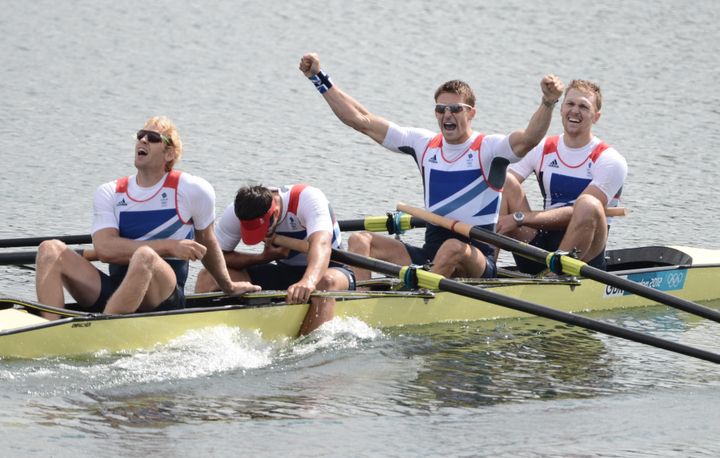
[0,213,427,250]
[338,213,426,233]
[396,203,720,325]
[0,249,91,266]
[0,234,92,248]
[272,235,720,365]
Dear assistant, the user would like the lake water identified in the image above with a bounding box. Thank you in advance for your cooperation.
[1,0,720,456]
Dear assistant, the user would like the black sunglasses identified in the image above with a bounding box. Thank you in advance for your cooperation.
[434,103,473,114]
[136,129,173,146]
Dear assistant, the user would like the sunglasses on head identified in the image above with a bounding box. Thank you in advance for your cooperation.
[434,103,473,114]
[136,129,173,146]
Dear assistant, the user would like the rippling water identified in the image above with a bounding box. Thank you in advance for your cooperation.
[2,0,720,456]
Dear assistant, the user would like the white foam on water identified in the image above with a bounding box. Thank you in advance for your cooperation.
[289,316,383,358]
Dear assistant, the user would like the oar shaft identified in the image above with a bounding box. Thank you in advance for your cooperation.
[0,249,87,265]
[273,235,720,365]
[397,202,720,325]
[436,276,720,365]
[0,214,428,250]
[338,215,426,232]
[0,234,92,248]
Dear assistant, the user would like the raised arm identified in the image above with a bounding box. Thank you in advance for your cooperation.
[299,52,390,145]
[508,74,565,157]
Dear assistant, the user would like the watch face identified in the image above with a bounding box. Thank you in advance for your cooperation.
[513,212,524,223]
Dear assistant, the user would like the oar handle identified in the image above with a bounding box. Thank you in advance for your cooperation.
[606,207,629,217]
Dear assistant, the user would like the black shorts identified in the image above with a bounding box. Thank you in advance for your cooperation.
[403,243,497,278]
[513,230,607,275]
[82,268,186,313]
[246,262,356,290]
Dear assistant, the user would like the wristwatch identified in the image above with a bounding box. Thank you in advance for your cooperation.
[513,211,525,226]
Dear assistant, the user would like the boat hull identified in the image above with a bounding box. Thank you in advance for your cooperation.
[1,246,719,358]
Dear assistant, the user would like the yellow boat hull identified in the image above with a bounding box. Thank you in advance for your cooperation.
[1,246,718,359]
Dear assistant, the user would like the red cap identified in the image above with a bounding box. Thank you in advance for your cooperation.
[239,199,276,245]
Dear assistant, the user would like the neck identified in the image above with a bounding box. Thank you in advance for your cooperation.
[563,131,593,149]
[135,168,167,187]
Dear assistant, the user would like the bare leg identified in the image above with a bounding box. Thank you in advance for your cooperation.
[103,246,177,314]
[431,239,488,278]
[35,240,102,319]
[347,232,412,282]
[299,268,350,335]
[558,194,608,261]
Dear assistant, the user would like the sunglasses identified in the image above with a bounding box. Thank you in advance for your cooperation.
[434,103,473,114]
[136,129,173,146]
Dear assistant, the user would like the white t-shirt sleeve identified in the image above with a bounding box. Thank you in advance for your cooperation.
[91,181,119,235]
[508,142,544,180]
[296,186,334,236]
[382,122,436,163]
[482,134,518,162]
[178,173,216,231]
[590,148,628,202]
[214,202,242,251]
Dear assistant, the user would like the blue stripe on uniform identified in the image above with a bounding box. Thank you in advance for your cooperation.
[428,169,481,206]
[432,179,489,216]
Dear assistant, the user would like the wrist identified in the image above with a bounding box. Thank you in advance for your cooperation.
[542,96,559,108]
[309,70,333,94]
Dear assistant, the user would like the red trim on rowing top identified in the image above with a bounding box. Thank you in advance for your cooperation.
[115,177,129,193]
[420,133,444,165]
[287,184,309,215]
[538,135,560,171]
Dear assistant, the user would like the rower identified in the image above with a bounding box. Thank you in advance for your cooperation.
[194,184,355,335]
[299,52,564,281]
[34,116,259,319]
[496,80,628,273]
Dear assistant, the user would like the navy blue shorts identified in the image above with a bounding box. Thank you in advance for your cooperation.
[403,243,497,278]
[83,268,185,313]
[247,262,356,290]
[513,230,607,275]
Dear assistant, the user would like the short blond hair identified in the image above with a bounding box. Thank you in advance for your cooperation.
[143,116,183,171]
[565,80,603,111]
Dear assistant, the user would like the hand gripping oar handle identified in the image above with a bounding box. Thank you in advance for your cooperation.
[396,202,720,324]
[272,235,720,365]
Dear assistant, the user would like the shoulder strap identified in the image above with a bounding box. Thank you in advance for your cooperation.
[420,133,444,164]
[590,142,610,162]
[543,135,560,155]
[288,184,309,215]
[115,176,129,193]
[164,169,182,189]
[470,134,484,152]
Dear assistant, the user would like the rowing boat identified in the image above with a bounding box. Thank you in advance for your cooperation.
[1,245,719,359]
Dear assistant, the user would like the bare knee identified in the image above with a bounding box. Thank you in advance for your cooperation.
[573,194,605,221]
[127,245,161,274]
[437,239,467,258]
[316,270,348,291]
[36,239,70,265]
[348,231,372,254]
